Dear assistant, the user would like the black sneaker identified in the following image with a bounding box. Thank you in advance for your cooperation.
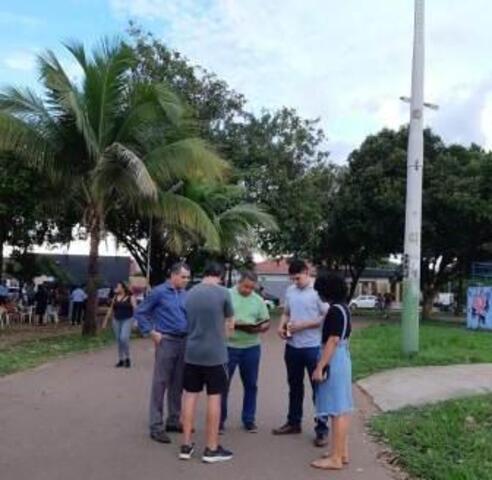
[166,424,183,433]
[150,430,171,444]
[179,443,195,460]
[314,434,328,447]
[115,360,125,368]
[124,359,131,368]
[202,445,234,463]
[244,423,258,433]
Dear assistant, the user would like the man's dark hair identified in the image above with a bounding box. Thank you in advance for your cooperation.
[203,261,224,278]
[314,273,348,303]
[288,259,308,276]
[169,262,190,275]
[239,270,258,283]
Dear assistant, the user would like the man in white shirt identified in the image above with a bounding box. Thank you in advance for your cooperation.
[71,286,87,325]
[272,259,329,447]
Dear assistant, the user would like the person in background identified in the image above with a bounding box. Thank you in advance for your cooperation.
[46,287,59,324]
[34,285,49,326]
[180,262,235,463]
[57,285,70,320]
[0,280,8,306]
[311,273,353,471]
[71,285,87,325]
[273,259,329,447]
[135,263,191,444]
[221,271,270,434]
[103,282,137,368]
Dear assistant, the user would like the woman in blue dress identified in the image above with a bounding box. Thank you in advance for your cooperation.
[311,273,353,470]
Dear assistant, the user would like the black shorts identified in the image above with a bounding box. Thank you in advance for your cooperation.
[183,363,228,395]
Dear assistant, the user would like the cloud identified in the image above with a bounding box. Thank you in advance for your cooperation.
[3,51,36,72]
[0,11,42,27]
[109,0,492,161]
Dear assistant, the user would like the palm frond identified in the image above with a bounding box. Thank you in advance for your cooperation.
[63,39,88,70]
[93,142,157,204]
[217,204,278,251]
[0,87,53,125]
[38,50,99,158]
[145,138,229,184]
[0,113,55,167]
[153,83,187,126]
[83,38,136,147]
[151,191,220,251]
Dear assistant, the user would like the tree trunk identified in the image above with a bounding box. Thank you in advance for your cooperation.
[348,264,364,301]
[422,289,435,321]
[147,220,181,286]
[82,209,102,336]
[454,277,464,316]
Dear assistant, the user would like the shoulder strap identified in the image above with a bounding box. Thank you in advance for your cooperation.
[333,304,348,339]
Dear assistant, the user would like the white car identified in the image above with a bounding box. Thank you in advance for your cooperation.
[349,295,379,310]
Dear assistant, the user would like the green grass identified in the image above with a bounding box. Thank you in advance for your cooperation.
[0,329,114,376]
[371,395,492,480]
[351,322,492,380]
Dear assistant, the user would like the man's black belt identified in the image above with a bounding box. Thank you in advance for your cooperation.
[161,332,187,339]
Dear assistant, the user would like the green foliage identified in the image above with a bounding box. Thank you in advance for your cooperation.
[319,127,492,303]
[221,108,336,258]
[0,38,231,332]
[371,395,492,480]
[0,155,68,266]
[351,322,492,380]
[129,27,332,260]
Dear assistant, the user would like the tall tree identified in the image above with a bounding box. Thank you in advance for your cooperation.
[320,127,492,312]
[0,38,226,334]
[128,29,332,260]
[222,108,336,258]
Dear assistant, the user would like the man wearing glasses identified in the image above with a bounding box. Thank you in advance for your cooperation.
[136,262,191,444]
[273,259,329,447]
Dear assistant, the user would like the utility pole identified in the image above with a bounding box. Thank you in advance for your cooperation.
[401,0,425,354]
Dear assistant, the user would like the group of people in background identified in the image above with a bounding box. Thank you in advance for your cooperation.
[105,258,353,469]
[0,280,90,326]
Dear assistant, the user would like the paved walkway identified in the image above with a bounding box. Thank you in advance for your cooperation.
[358,364,492,412]
[0,331,394,480]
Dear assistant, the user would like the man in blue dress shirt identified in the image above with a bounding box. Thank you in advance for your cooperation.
[135,262,191,444]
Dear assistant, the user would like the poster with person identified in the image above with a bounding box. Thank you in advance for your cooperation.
[467,287,492,330]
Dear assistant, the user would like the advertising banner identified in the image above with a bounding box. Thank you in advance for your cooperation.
[467,287,492,330]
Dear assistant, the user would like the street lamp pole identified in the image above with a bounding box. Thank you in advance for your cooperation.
[402,0,425,354]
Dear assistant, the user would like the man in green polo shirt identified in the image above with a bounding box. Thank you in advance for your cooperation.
[220,271,270,433]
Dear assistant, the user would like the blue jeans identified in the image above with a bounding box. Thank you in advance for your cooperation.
[112,317,133,361]
[285,344,329,437]
[221,345,261,427]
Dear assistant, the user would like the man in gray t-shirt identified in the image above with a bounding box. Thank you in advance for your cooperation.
[185,283,233,366]
[180,262,235,464]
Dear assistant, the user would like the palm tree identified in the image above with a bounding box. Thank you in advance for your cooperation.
[0,39,227,334]
[166,184,278,284]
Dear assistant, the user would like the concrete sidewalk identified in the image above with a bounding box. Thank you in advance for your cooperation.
[358,363,492,412]
[0,331,395,480]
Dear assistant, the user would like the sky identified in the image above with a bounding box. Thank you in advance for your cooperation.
[2,0,492,254]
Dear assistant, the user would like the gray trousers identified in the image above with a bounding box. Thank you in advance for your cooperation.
[149,336,186,433]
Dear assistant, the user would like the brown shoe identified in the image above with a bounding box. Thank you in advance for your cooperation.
[272,423,302,435]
